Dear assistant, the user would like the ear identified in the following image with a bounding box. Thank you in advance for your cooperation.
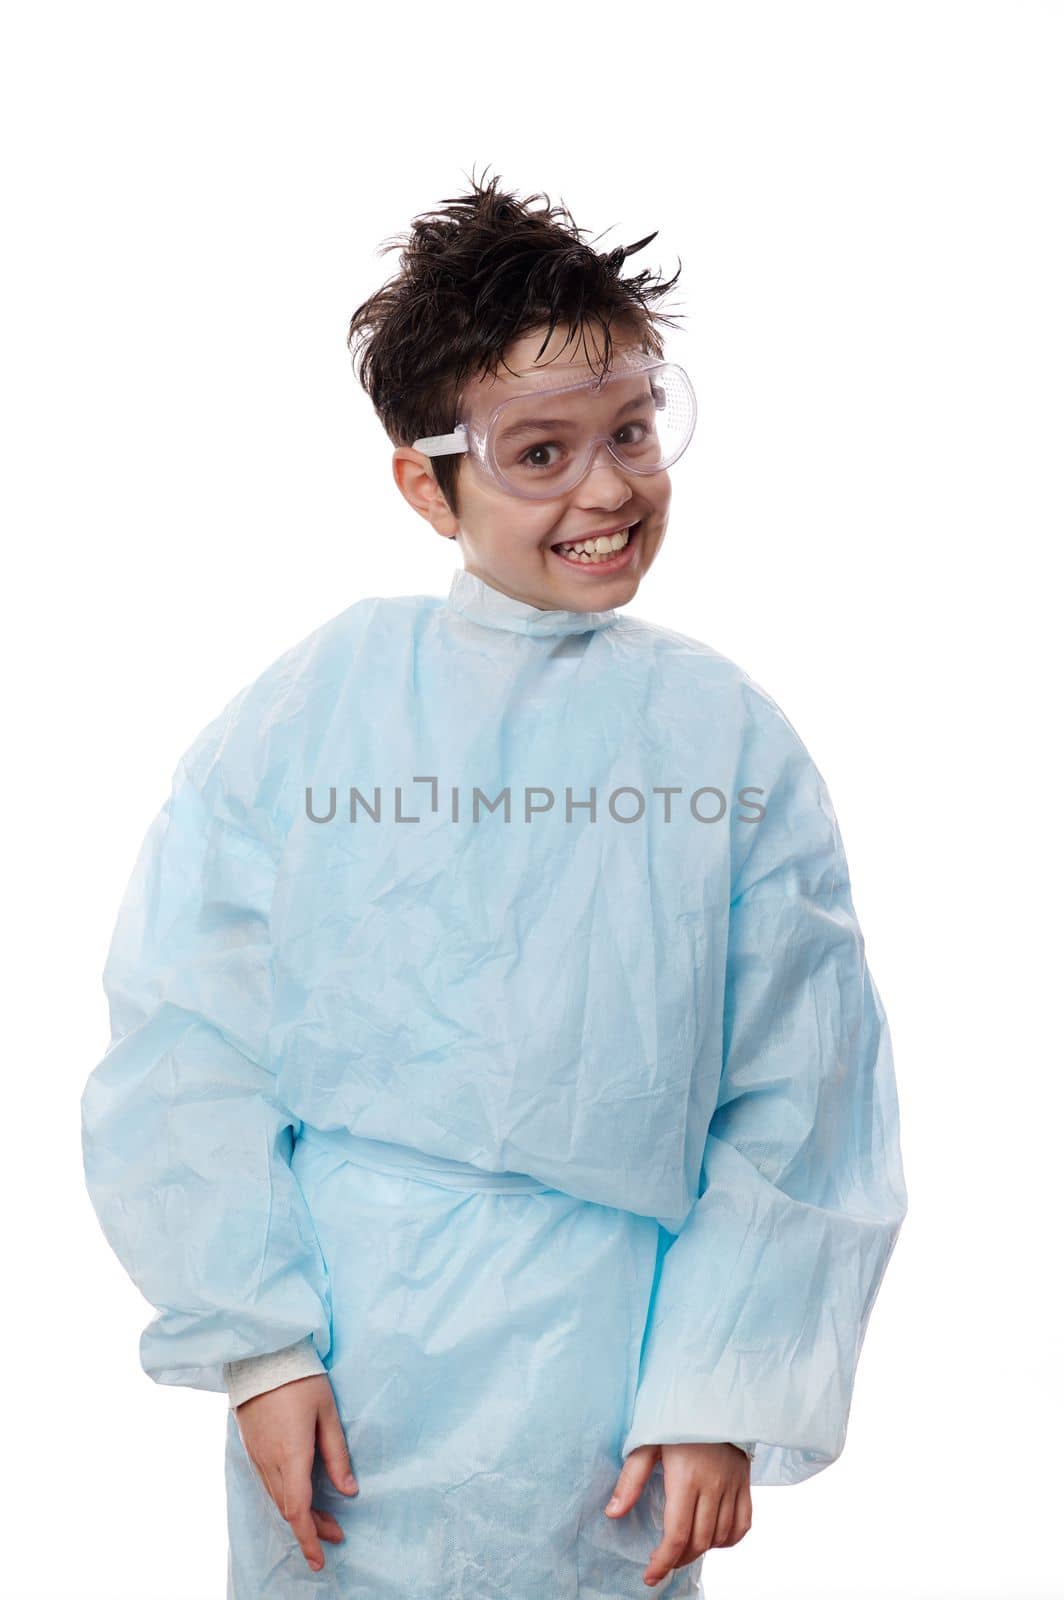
[393,447,459,540]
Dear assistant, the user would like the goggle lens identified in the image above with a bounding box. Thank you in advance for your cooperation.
[481,363,696,499]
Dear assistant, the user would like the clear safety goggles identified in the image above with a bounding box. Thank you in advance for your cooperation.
[413,352,697,501]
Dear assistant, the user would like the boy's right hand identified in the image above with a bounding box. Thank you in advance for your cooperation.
[234,1374,359,1573]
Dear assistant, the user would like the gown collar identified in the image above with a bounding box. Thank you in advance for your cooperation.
[444,566,619,638]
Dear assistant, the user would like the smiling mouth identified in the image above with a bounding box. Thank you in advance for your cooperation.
[550,521,641,564]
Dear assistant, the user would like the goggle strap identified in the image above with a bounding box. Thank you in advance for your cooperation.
[413,427,469,458]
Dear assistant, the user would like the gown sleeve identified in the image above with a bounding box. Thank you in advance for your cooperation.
[80,740,333,1395]
[619,716,908,1487]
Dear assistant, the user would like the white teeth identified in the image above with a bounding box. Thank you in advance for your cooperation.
[554,525,636,561]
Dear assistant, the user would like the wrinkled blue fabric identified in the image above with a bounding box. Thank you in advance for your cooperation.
[81,565,907,1597]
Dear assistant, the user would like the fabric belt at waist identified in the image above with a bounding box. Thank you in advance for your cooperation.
[296,1120,551,1194]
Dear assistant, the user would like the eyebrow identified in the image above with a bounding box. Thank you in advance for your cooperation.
[496,391,653,444]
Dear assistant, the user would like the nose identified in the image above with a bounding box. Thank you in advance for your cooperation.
[572,437,637,501]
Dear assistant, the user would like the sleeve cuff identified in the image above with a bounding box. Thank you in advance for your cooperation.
[223,1335,326,1410]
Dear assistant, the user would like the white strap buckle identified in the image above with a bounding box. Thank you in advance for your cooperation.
[412,426,469,458]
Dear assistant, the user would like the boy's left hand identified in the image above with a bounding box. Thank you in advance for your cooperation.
[604,1441,753,1587]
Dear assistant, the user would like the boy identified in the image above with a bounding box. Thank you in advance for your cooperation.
[81,171,907,1598]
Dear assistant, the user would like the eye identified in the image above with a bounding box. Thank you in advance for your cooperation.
[616,420,651,445]
[519,441,565,469]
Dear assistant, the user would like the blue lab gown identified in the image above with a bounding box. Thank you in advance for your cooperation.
[81,565,907,1598]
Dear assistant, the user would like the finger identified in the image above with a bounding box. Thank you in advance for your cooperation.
[691,1487,719,1556]
[643,1481,697,1586]
[720,1482,754,1547]
[317,1398,359,1496]
[605,1444,658,1517]
[311,1507,345,1546]
[251,1457,291,1529]
[643,1527,695,1586]
[290,1506,326,1571]
[276,1457,325,1571]
[710,1488,736,1549]
[668,1540,706,1575]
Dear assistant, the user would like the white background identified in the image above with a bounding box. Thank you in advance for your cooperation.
[3,3,1060,1597]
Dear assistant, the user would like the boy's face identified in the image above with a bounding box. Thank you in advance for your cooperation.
[394,322,672,613]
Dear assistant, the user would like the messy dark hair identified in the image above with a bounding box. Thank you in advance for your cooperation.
[347,165,685,516]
